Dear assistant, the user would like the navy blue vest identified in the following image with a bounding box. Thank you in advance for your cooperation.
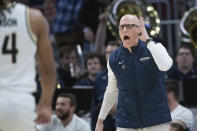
[109,40,171,128]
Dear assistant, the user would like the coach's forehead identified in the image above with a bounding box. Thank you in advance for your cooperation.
[119,14,139,26]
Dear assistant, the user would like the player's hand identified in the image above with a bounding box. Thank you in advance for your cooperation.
[34,104,52,125]
[138,16,150,42]
[95,119,104,131]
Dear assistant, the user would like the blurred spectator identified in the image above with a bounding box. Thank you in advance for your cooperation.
[43,0,60,63]
[93,40,120,105]
[28,0,43,7]
[167,43,197,81]
[78,0,115,53]
[192,115,197,131]
[57,45,83,88]
[177,0,186,19]
[170,120,186,131]
[166,43,197,105]
[74,53,104,87]
[53,0,85,48]
[37,93,91,131]
[15,0,28,4]
[43,0,56,34]
[91,41,120,131]
[53,0,83,34]
[166,79,193,130]
[79,0,109,35]
[94,11,108,55]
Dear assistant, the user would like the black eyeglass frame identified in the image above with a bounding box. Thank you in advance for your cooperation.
[118,24,139,30]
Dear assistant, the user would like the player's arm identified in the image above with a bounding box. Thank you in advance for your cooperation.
[29,8,57,124]
[95,61,118,131]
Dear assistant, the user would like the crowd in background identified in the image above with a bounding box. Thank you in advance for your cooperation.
[14,0,197,131]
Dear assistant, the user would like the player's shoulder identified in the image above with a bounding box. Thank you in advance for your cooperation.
[27,7,48,36]
[28,7,45,21]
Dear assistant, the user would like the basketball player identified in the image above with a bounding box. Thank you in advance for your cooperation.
[0,0,56,131]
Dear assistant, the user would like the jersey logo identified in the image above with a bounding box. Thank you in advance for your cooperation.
[0,12,17,27]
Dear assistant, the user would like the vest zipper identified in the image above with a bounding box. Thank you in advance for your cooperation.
[131,52,144,128]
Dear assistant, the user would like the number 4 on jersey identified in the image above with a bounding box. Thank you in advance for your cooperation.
[2,33,18,63]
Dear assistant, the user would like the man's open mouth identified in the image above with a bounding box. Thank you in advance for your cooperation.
[124,35,130,40]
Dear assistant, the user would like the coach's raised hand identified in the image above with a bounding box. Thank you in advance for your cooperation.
[138,16,150,43]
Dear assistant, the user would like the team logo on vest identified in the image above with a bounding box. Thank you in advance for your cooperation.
[139,57,150,61]
[119,60,124,65]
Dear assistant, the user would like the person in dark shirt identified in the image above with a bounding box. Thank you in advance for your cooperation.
[57,45,83,88]
[167,43,197,81]
[74,53,104,87]
[91,41,120,131]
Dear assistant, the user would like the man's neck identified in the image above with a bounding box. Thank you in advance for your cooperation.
[123,39,138,53]
[177,65,193,75]
[168,100,179,112]
[61,65,69,72]
[88,74,96,81]
[61,114,73,127]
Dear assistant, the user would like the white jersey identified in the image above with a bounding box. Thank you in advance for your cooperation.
[0,3,37,92]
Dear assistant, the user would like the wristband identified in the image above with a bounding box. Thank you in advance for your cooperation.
[145,38,153,44]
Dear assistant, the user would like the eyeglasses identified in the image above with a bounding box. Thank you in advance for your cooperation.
[118,24,139,30]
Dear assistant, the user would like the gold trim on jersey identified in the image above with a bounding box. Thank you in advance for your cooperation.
[25,7,37,44]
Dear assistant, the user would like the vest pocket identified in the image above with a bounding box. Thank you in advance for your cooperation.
[139,59,151,66]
